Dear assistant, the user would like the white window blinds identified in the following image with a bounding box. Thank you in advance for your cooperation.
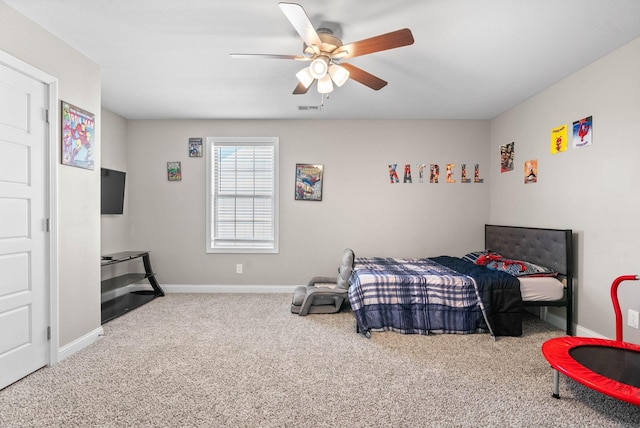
[206,137,279,253]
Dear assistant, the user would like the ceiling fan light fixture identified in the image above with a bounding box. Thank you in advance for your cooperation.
[309,56,329,79]
[295,67,314,88]
[328,64,349,87]
[317,75,333,93]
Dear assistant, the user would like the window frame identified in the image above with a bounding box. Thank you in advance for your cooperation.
[205,136,279,254]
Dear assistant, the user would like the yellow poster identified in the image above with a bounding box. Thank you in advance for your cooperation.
[550,124,568,154]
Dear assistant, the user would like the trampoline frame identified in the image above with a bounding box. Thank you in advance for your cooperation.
[541,275,640,406]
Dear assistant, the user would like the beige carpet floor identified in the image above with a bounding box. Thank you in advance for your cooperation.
[0,293,638,427]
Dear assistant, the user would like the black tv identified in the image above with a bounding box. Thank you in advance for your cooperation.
[101,168,126,215]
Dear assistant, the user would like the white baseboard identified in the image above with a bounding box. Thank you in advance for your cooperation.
[573,324,607,339]
[130,284,298,294]
[539,308,569,333]
[540,307,606,339]
[56,325,104,363]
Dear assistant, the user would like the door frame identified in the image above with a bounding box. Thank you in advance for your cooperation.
[0,49,59,365]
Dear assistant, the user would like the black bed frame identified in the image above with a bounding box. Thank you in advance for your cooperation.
[484,224,573,336]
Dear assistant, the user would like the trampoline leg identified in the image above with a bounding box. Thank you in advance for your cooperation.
[552,369,560,399]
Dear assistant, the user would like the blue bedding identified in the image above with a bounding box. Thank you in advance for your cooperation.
[348,256,522,338]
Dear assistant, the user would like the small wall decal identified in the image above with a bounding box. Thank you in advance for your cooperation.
[403,164,412,183]
[388,164,400,183]
[461,164,471,183]
[474,164,484,183]
[430,164,439,183]
[416,164,426,183]
[446,163,456,183]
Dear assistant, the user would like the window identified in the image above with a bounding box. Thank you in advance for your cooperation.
[206,137,279,253]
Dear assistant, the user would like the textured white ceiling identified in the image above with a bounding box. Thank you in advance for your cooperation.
[5,0,640,120]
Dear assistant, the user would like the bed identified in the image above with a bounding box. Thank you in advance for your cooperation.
[348,224,573,338]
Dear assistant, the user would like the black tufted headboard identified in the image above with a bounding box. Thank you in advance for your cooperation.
[484,224,574,335]
[484,224,572,276]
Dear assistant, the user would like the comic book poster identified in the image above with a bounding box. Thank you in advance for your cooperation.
[550,124,568,154]
[167,161,182,181]
[295,164,323,200]
[500,142,515,173]
[524,160,537,184]
[61,101,95,170]
[573,116,592,148]
[188,137,203,157]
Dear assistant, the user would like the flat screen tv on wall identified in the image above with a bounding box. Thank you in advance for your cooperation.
[101,168,126,215]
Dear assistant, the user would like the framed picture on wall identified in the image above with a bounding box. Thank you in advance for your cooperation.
[188,137,203,157]
[167,161,182,181]
[61,101,95,170]
[295,164,323,201]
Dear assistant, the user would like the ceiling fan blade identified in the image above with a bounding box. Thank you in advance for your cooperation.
[340,63,387,90]
[279,2,323,54]
[293,80,312,95]
[230,53,308,61]
[333,28,414,59]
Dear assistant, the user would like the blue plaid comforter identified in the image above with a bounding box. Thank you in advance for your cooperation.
[348,256,522,338]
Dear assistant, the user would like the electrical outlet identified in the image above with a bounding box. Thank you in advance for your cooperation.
[236,264,243,274]
[628,309,639,329]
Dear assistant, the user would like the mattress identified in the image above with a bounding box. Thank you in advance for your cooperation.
[519,276,564,301]
[349,256,523,337]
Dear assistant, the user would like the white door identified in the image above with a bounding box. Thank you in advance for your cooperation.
[0,63,49,389]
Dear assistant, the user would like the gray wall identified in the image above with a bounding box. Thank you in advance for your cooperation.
[101,108,131,254]
[0,2,102,348]
[490,36,640,343]
[123,119,491,285]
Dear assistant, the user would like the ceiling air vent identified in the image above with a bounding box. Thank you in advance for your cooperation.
[298,105,321,112]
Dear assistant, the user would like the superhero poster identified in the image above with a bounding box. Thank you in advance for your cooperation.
[524,160,538,184]
[295,164,323,200]
[167,161,182,181]
[500,142,515,173]
[572,116,592,148]
[550,124,568,154]
[61,101,95,170]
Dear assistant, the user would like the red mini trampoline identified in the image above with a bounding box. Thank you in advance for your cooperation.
[542,275,640,406]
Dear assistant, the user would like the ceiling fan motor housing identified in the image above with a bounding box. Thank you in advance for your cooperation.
[303,32,343,60]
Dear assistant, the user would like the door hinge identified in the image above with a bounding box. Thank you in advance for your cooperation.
[45,109,50,124]
[46,218,50,232]
[47,326,51,341]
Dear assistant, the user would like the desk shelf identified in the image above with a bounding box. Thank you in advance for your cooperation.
[100,251,164,324]
[101,273,154,293]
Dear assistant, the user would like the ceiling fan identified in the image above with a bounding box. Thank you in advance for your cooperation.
[231,2,415,95]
